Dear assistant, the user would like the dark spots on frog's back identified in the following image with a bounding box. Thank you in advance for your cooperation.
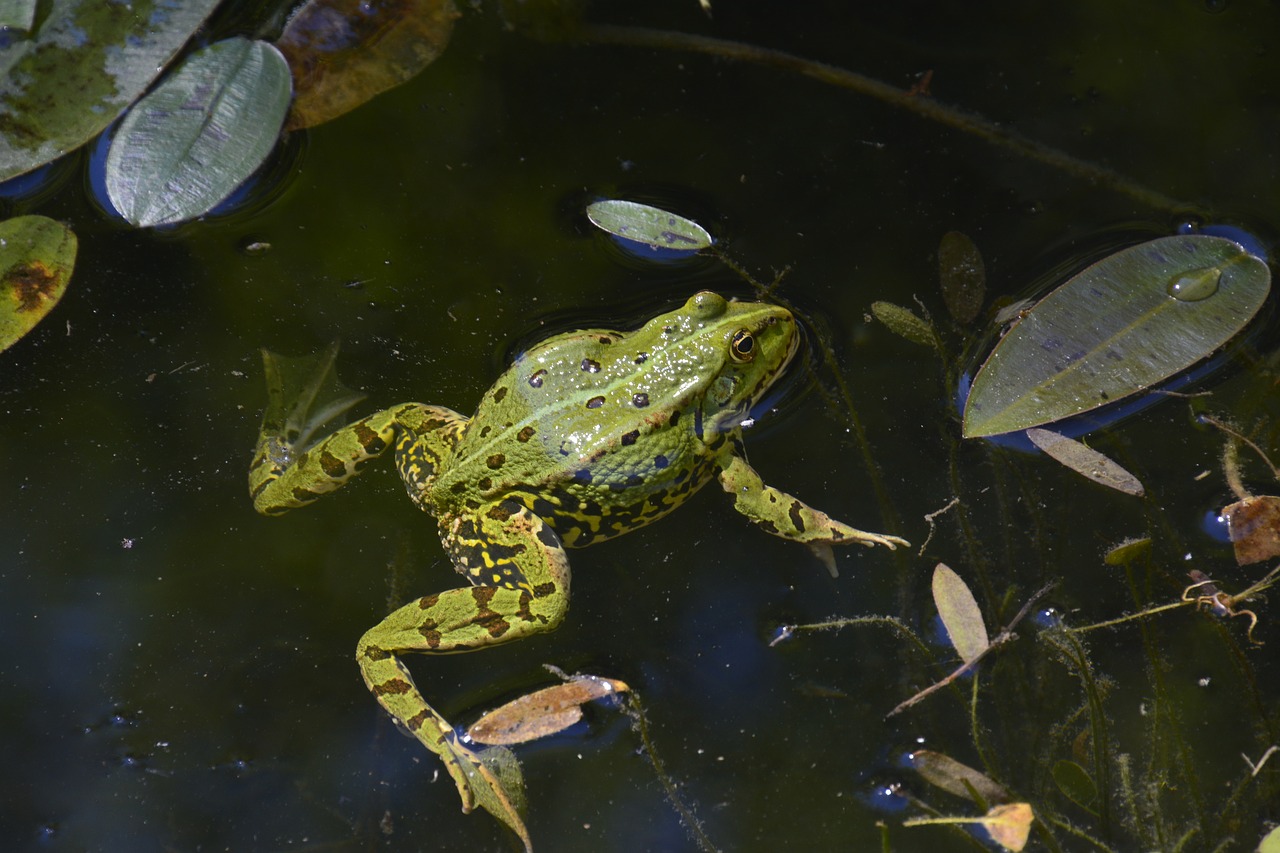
[487,453,506,470]
[517,425,536,443]
[596,335,613,345]
[479,425,492,438]
[668,410,680,426]
[634,352,648,364]
[580,358,600,373]
[573,468,592,484]
[528,369,546,388]
[492,386,508,403]
[654,454,669,469]
[586,395,605,409]
[632,393,649,408]
[621,429,640,446]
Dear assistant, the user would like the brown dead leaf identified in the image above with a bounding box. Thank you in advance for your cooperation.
[467,671,629,746]
[1222,494,1280,565]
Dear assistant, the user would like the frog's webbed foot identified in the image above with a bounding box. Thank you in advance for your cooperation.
[716,452,909,559]
[356,499,569,850]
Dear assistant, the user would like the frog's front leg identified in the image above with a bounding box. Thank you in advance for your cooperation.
[356,498,571,811]
[716,448,909,550]
[249,403,465,515]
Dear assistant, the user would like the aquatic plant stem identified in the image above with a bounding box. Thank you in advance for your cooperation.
[578,25,1194,215]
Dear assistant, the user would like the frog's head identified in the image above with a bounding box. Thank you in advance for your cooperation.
[654,291,798,436]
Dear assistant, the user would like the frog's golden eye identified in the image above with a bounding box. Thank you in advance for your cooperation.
[729,328,755,363]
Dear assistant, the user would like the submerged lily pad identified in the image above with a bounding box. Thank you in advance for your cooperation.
[963,235,1270,438]
[0,0,220,181]
[106,37,292,228]
[0,215,77,353]
[586,200,713,252]
[277,0,461,130]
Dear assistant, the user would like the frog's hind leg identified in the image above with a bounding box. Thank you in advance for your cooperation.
[356,498,570,811]
[250,403,464,515]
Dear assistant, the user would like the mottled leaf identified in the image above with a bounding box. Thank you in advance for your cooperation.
[1051,759,1097,813]
[0,215,76,353]
[963,235,1270,437]
[106,38,292,228]
[939,230,985,324]
[0,0,220,181]
[277,0,461,130]
[467,672,630,746]
[932,563,988,664]
[981,803,1034,852]
[586,200,712,251]
[911,749,1009,805]
[872,301,937,349]
[1026,428,1145,497]
[1223,495,1280,566]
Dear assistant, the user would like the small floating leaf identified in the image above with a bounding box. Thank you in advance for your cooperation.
[467,670,630,746]
[981,803,1034,852]
[1222,495,1280,566]
[871,301,938,349]
[1051,759,1098,813]
[939,231,986,325]
[963,235,1270,438]
[0,215,77,352]
[910,749,1009,805]
[277,0,461,131]
[932,563,988,664]
[1026,428,1145,497]
[586,200,712,251]
[0,0,221,181]
[106,37,292,228]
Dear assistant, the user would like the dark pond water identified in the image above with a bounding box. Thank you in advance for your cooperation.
[4,2,1279,851]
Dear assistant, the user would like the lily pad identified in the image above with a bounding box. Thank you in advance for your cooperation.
[586,200,713,252]
[0,0,220,182]
[0,215,77,353]
[963,235,1271,438]
[105,37,292,228]
[277,0,461,131]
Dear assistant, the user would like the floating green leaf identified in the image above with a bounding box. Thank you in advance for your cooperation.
[932,563,988,664]
[106,37,292,228]
[277,0,461,131]
[0,0,36,31]
[939,230,986,325]
[0,215,77,353]
[1026,427,1145,497]
[963,235,1271,438]
[872,300,938,349]
[586,200,713,251]
[0,0,220,181]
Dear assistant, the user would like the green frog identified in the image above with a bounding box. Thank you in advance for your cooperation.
[248,291,907,831]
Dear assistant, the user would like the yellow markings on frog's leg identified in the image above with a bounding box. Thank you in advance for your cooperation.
[356,498,571,813]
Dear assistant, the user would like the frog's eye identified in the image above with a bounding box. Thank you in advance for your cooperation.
[729,328,755,363]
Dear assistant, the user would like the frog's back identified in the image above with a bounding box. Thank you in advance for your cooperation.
[431,325,719,545]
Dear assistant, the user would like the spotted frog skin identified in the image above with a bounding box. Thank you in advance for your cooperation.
[248,292,907,823]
